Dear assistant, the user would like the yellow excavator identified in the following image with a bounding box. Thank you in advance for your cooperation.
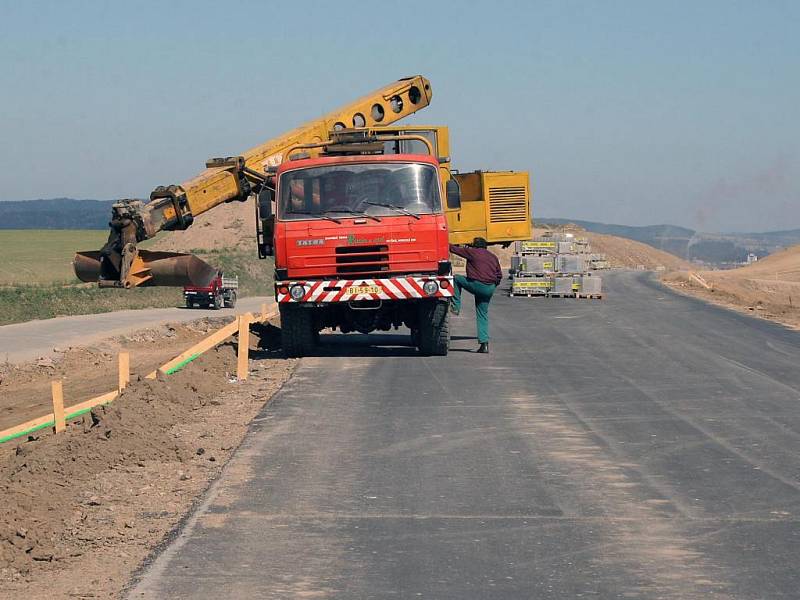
[75,75,531,289]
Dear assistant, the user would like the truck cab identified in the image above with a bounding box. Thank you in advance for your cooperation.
[270,140,454,357]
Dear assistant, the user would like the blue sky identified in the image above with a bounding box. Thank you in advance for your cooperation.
[0,0,797,232]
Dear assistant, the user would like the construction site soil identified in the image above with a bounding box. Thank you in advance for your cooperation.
[583,231,692,270]
[662,243,800,330]
[0,319,295,599]
[0,319,226,429]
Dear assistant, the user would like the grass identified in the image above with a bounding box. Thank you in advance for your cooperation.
[0,231,275,325]
[0,285,184,325]
[0,230,108,285]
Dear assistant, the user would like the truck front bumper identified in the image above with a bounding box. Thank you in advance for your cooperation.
[276,276,454,304]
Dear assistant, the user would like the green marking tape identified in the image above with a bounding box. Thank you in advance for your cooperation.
[165,353,201,375]
[0,421,54,444]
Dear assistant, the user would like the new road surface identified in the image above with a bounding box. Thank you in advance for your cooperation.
[129,272,800,599]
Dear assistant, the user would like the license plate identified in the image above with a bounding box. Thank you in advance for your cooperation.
[347,285,382,295]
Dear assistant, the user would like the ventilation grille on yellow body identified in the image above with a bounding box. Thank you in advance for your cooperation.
[488,187,528,222]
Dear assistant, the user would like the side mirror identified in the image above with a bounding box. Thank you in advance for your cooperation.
[256,188,275,258]
[258,188,274,218]
[446,178,461,210]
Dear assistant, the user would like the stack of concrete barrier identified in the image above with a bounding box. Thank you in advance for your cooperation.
[510,233,604,299]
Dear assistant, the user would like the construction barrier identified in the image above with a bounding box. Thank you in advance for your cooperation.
[0,303,277,444]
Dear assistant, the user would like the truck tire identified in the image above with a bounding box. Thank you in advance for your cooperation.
[417,300,450,356]
[225,291,237,309]
[280,305,316,358]
[185,298,193,309]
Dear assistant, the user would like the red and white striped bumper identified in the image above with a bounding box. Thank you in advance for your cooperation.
[276,276,454,303]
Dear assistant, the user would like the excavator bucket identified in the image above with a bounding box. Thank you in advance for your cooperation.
[74,249,217,289]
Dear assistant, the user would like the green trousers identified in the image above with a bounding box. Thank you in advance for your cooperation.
[452,275,496,343]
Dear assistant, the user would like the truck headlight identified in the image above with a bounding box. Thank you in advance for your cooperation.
[422,280,439,296]
[289,284,306,301]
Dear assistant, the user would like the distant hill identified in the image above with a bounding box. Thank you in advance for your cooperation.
[540,217,800,264]
[0,198,114,229]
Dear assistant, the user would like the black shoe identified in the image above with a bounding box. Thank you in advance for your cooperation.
[477,342,489,354]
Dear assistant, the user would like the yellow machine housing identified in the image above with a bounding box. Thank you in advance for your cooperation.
[449,171,531,244]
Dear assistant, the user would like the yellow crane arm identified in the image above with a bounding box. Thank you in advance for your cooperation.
[131,76,431,240]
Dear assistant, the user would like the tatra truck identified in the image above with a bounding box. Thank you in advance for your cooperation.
[74,76,531,357]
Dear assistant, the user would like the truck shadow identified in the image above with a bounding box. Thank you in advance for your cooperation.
[313,333,420,357]
[250,324,425,359]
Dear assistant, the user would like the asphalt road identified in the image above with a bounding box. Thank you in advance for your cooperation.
[0,296,273,364]
[129,272,800,599]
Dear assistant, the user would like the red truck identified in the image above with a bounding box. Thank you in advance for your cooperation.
[183,271,238,309]
[261,132,457,357]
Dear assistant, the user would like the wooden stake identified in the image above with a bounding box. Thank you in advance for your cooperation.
[51,381,65,433]
[118,351,130,392]
[261,303,268,321]
[237,314,251,381]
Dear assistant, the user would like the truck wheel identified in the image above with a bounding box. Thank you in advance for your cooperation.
[417,300,450,356]
[225,291,237,309]
[185,298,193,309]
[213,293,223,310]
[280,305,316,358]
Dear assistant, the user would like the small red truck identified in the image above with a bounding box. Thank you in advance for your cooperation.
[183,271,238,309]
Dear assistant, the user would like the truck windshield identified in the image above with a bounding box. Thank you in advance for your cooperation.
[278,163,441,221]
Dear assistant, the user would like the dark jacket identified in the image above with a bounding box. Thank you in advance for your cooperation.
[449,244,503,285]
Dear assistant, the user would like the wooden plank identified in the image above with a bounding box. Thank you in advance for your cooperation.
[118,351,130,391]
[63,390,118,417]
[146,318,241,378]
[0,389,119,444]
[237,314,251,381]
[689,271,713,290]
[0,412,56,442]
[51,381,65,433]
[255,306,277,323]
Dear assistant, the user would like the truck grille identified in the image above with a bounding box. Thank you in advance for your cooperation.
[335,245,390,275]
[489,186,528,222]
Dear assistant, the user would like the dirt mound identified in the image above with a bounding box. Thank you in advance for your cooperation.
[663,244,800,329]
[151,200,255,253]
[0,322,295,598]
[582,232,691,270]
[712,244,800,282]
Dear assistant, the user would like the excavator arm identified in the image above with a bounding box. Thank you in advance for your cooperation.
[75,76,432,288]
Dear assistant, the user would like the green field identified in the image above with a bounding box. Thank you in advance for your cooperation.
[0,231,274,325]
[0,230,108,285]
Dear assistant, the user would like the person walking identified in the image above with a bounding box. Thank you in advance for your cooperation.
[449,237,503,353]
